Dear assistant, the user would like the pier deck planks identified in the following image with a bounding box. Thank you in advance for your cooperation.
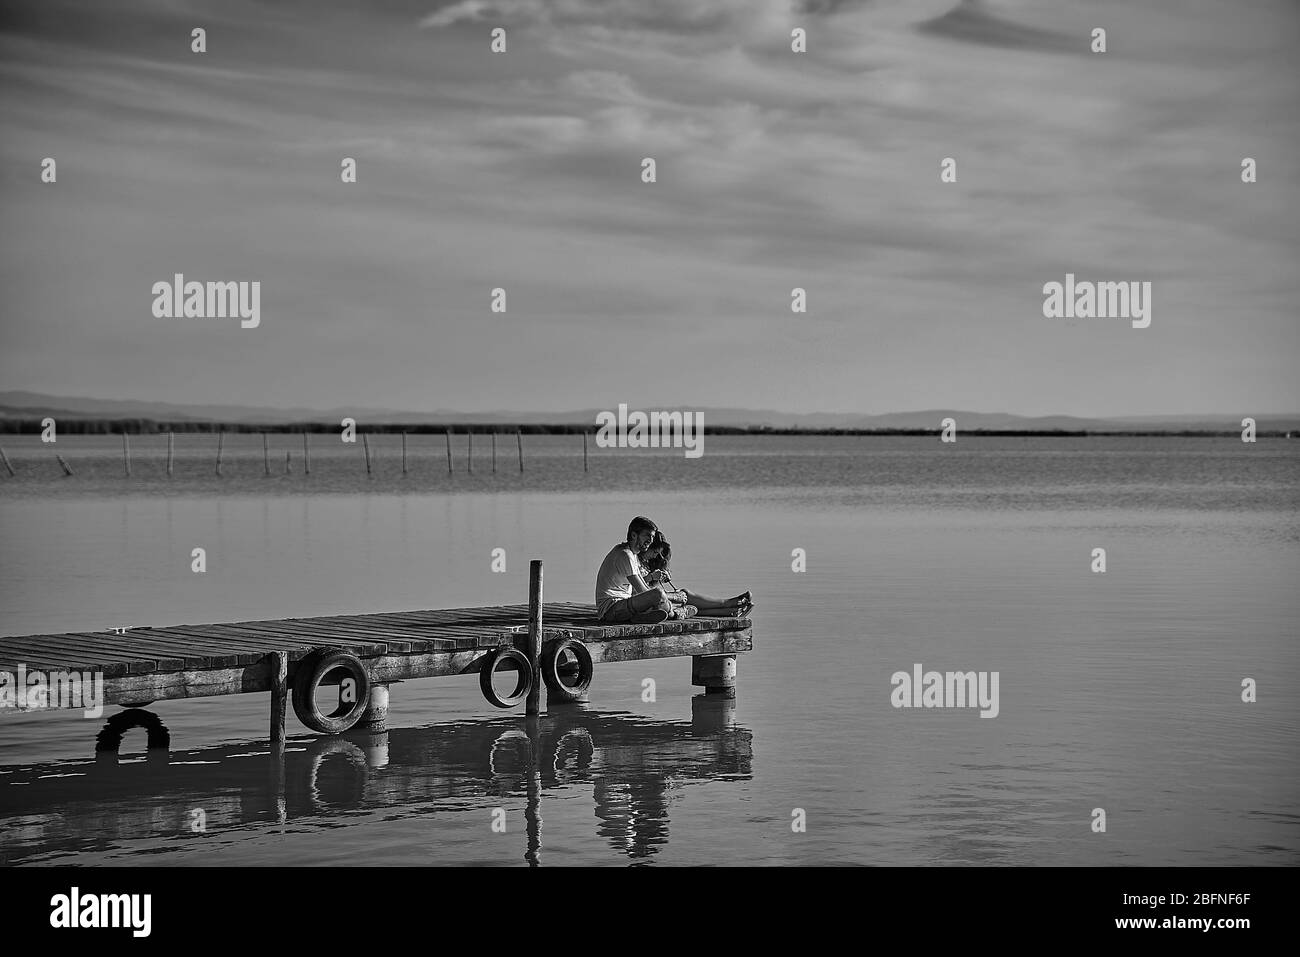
[0,603,753,709]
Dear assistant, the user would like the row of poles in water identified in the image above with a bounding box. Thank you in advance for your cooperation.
[0,429,592,477]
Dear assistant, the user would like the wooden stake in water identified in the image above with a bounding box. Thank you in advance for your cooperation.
[401,432,408,475]
[56,454,73,477]
[517,429,524,473]
[468,432,473,474]
[215,430,224,476]
[0,443,14,477]
[583,431,588,472]
[122,432,131,477]
[303,432,310,476]
[263,432,270,476]
[526,560,543,716]
[167,431,174,477]
[445,429,453,475]
[362,433,372,476]
[269,651,288,749]
[491,432,497,474]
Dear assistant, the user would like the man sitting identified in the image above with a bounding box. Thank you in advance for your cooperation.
[594,516,675,624]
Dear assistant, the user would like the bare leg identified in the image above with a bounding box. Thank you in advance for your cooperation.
[681,588,739,609]
[679,589,746,617]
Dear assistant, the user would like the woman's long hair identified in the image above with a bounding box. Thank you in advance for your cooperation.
[644,538,671,575]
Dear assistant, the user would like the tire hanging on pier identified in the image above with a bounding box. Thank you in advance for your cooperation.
[540,638,593,703]
[291,648,372,734]
[478,646,534,708]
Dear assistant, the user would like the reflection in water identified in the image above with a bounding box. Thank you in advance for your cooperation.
[0,696,752,866]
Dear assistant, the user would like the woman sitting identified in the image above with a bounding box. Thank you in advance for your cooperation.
[641,537,753,619]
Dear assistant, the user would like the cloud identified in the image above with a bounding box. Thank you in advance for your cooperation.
[917,0,1079,53]
[421,0,798,37]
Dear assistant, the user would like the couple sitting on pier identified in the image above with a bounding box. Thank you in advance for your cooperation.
[595,517,753,624]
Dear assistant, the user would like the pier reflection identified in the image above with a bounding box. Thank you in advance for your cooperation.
[0,694,751,865]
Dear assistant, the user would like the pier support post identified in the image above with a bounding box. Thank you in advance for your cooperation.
[356,683,391,733]
[546,686,592,707]
[270,651,288,749]
[527,561,543,715]
[691,654,737,698]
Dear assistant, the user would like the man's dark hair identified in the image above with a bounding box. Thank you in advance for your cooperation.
[627,516,658,540]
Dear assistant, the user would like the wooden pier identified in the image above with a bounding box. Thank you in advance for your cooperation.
[0,562,752,740]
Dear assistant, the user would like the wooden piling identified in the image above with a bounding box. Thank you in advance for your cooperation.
[166,431,174,477]
[303,432,310,476]
[122,432,131,477]
[362,433,372,476]
[269,651,288,749]
[445,429,453,475]
[262,432,270,476]
[583,431,588,472]
[56,454,73,477]
[468,432,473,474]
[215,431,224,476]
[401,432,408,475]
[527,560,543,716]
[517,429,524,473]
[491,432,497,474]
[0,444,13,477]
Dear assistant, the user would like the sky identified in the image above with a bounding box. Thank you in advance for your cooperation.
[0,0,1297,416]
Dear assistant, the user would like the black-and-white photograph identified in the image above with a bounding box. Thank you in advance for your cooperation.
[0,0,1296,925]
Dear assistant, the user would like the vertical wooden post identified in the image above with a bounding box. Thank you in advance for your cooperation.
[527,560,543,716]
[215,430,224,476]
[583,431,588,472]
[166,431,174,476]
[468,432,473,474]
[445,429,453,475]
[517,429,524,473]
[401,432,408,475]
[491,432,497,474]
[270,651,288,748]
[56,454,73,476]
[303,432,310,475]
[362,433,372,476]
[122,432,131,477]
[262,432,270,476]
[0,444,14,477]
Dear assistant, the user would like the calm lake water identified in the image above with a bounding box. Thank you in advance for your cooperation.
[1,435,1297,866]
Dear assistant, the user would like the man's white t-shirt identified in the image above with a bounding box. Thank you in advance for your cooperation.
[594,543,644,617]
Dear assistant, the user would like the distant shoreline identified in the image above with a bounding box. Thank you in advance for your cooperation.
[0,419,1292,438]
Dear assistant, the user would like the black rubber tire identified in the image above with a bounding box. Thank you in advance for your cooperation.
[478,647,533,708]
[541,638,593,702]
[95,708,171,754]
[291,648,371,734]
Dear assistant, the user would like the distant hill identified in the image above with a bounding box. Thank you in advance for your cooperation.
[1,391,1297,432]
